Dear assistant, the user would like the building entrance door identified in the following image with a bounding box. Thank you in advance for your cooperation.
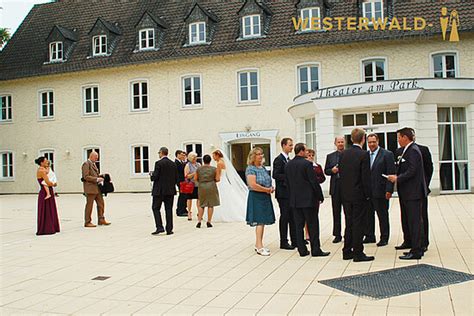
[230,141,271,181]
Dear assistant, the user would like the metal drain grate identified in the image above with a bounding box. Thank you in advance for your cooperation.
[92,276,111,281]
[319,264,474,300]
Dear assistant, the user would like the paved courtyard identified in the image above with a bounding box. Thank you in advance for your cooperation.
[0,193,473,315]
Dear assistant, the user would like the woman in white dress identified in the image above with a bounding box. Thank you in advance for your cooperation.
[211,149,249,222]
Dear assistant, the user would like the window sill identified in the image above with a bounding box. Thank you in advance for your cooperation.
[184,42,211,47]
[180,105,203,111]
[0,120,13,125]
[87,53,111,59]
[129,109,150,114]
[38,117,55,122]
[134,47,159,53]
[0,178,15,182]
[43,60,66,65]
[237,35,265,41]
[237,102,261,107]
[82,113,101,118]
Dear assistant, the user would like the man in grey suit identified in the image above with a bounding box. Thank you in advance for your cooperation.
[363,133,396,246]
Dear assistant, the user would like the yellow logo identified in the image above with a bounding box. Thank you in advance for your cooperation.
[440,7,460,42]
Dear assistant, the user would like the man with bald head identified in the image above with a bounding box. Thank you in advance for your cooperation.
[81,151,111,227]
[324,136,346,243]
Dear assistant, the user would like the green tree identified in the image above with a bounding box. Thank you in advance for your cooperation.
[0,28,11,47]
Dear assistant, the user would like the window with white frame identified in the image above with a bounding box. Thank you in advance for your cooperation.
[438,107,469,191]
[304,117,316,150]
[49,41,63,62]
[362,0,383,21]
[432,53,457,78]
[298,65,319,94]
[139,28,155,50]
[363,59,385,82]
[83,86,99,115]
[84,147,101,172]
[132,145,149,175]
[185,143,203,164]
[39,91,54,119]
[183,76,201,107]
[239,71,259,103]
[189,22,206,44]
[1,151,13,179]
[40,150,55,171]
[300,7,320,31]
[1,95,12,122]
[92,35,107,56]
[242,15,261,38]
[130,81,148,111]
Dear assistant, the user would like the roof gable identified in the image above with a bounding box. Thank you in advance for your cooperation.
[46,25,78,42]
[184,1,218,23]
[88,17,122,35]
[136,11,169,29]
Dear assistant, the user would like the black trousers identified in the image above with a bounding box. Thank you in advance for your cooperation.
[152,195,174,233]
[331,184,343,237]
[277,198,296,246]
[342,200,368,257]
[175,190,188,215]
[421,197,429,248]
[366,198,390,242]
[293,206,321,255]
[400,198,423,256]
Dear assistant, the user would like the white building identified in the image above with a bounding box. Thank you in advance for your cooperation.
[1,0,473,195]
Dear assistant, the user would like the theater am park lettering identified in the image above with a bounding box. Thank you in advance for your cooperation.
[313,79,419,99]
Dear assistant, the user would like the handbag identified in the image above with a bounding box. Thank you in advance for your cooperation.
[179,179,195,194]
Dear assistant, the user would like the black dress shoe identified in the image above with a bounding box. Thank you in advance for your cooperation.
[151,229,165,235]
[422,247,428,253]
[177,213,188,217]
[206,222,213,228]
[403,251,425,256]
[299,251,310,257]
[343,253,354,260]
[332,236,342,243]
[304,240,309,245]
[395,243,411,250]
[196,222,201,228]
[399,253,421,260]
[376,240,388,247]
[312,251,330,257]
[280,243,296,250]
[353,255,375,262]
[363,237,376,244]
[166,231,174,235]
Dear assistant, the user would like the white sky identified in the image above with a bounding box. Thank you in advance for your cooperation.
[0,0,52,35]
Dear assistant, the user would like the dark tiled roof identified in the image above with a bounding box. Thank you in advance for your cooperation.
[1,0,473,81]
[52,25,78,41]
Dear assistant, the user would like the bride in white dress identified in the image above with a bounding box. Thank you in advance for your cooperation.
[209,149,249,222]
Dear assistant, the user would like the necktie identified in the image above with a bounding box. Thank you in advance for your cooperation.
[370,152,376,169]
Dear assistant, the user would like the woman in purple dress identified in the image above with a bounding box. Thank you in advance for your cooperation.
[35,157,60,235]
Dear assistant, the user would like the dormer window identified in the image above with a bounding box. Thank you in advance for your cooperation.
[300,7,320,31]
[139,28,155,50]
[93,35,107,56]
[242,15,261,38]
[362,0,383,21]
[189,22,206,44]
[49,41,63,62]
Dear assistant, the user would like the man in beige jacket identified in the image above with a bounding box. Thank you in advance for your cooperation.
[82,151,111,227]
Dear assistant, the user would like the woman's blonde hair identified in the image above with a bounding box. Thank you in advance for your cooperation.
[247,147,263,166]
[187,151,198,162]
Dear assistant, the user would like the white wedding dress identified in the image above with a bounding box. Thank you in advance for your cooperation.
[205,151,249,222]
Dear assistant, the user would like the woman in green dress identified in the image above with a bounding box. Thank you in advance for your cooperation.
[195,155,220,228]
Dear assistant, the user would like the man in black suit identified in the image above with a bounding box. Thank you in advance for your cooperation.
[285,143,329,257]
[324,136,346,243]
[272,137,296,250]
[339,128,374,262]
[394,132,433,252]
[150,147,179,235]
[364,133,396,247]
[388,128,428,260]
[175,150,188,217]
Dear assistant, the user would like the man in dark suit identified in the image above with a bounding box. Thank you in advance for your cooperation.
[388,128,428,260]
[285,143,329,257]
[394,132,433,252]
[324,136,346,243]
[175,150,188,217]
[364,133,396,247]
[272,137,296,250]
[150,147,179,236]
[339,128,374,262]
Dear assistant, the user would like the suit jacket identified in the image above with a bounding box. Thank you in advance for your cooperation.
[272,153,289,199]
[82,160,101,194]
[324,150,343,196]
[339,145,371,202]
[396,143,433,194]
[285,156,324,208]
[175,159,185,183]
[396,143,428,201]
[369,147,396,199]
[151,157,179,196]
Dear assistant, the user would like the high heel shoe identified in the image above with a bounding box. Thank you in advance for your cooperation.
[187,212,192,221]
[206,222,213,228]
